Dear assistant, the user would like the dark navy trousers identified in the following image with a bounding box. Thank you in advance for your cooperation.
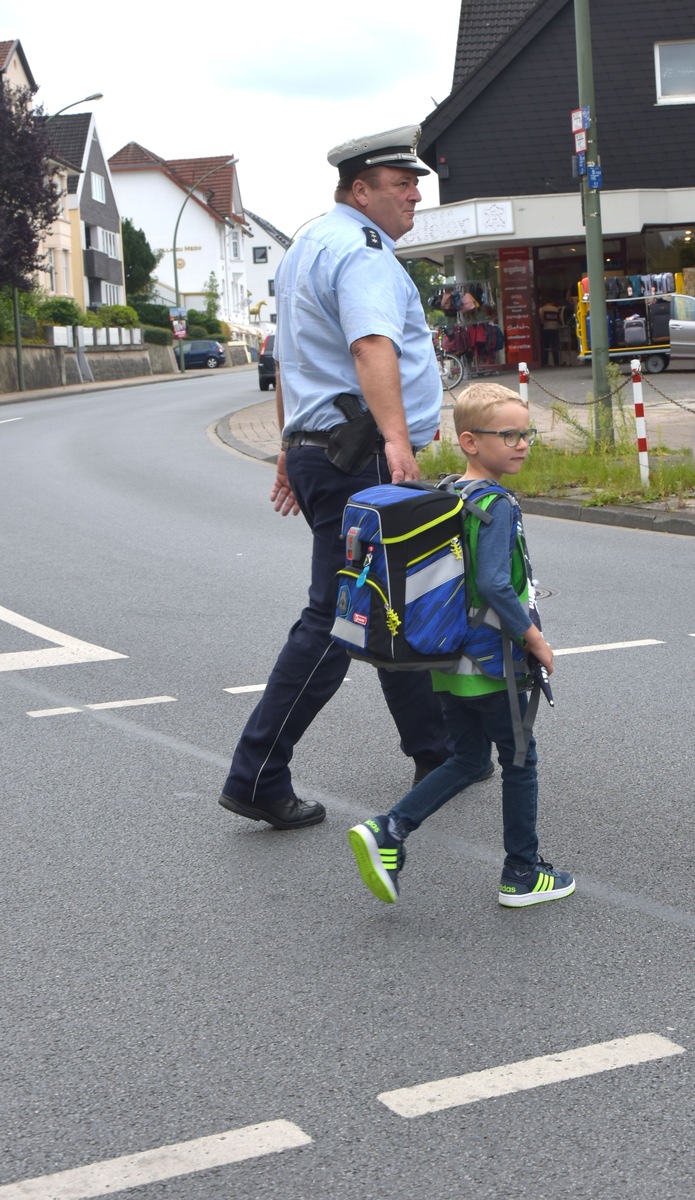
[222,445,451,805]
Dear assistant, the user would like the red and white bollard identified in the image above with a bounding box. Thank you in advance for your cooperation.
[518,361,530,406]
[631,358,650,487]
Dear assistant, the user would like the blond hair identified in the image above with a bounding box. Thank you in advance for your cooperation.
[453,381,529,439]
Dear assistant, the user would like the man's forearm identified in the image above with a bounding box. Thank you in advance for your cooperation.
[351,334,410,448]
[275,367,284,433]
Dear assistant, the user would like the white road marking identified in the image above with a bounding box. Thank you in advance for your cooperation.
[86,696,176,711]
[555,639,663,656]
[0,605,127,673]
[0,417,23,424]
[224,684,266,694]
[27,697,176,718]
[0,1119,313,1200]
[377,1033,685,1118]
[27,706,82,718]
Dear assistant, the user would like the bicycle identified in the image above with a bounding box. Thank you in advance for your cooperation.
[433,327,466,391]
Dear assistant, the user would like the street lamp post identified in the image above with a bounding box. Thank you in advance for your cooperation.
[171,157,238,373]
[11,92,103,392]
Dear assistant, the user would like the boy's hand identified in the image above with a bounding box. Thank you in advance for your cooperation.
[523,626,554,675]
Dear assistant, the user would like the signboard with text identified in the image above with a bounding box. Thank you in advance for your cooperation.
[499,247,535,365]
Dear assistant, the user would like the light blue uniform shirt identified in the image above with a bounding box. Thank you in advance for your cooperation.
[274,203,441,448]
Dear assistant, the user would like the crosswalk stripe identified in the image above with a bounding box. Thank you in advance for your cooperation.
[377,1033,685,1117]
[0,1120,313,1200]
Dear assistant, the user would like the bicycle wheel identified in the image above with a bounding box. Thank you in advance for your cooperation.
[439,353,464,391]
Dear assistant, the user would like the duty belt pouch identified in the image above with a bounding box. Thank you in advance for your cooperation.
[325,394,379,475]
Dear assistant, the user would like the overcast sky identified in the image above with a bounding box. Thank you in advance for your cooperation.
[2,0,462,238]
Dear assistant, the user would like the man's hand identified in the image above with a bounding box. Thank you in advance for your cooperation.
[385,440,421,483]
[270,450,300,516]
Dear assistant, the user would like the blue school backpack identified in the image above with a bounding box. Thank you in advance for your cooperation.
[330,478,512,669]
[330,477,547,764]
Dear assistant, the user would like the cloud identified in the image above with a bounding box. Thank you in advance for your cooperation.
[224,25,440,99]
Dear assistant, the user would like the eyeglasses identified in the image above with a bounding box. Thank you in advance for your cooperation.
[469,427,537,448]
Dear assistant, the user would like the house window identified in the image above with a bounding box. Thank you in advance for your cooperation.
[655,40,695,103]
[100,229,119,258]
[268,279,275,297]
[231,231,240,258]
[62,249,70,293]
[91,171,106,201]
[253,246,268,264]
[103,282,120,305]
[47,248,55,291]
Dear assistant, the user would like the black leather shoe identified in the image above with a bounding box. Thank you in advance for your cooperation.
[218,791,326,829]
[412,759,495,788]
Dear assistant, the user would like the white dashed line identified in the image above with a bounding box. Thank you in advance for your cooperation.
[0,417,23,424]
[555,639,663,656]
[0,1119,313,1200]
[27,707,82,718]
[224,684,266,694]
[377,1033,685,1118]
[85,696,176,711]
[27,697,176,718]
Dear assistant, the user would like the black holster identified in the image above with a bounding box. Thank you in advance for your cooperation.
[325,394,379,475]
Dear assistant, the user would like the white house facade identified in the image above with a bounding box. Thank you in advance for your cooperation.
[108,144,251,338]
[241,210,292,338]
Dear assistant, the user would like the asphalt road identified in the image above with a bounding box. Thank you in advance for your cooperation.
[1,368,695,1199]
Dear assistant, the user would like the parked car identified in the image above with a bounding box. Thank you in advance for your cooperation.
[177,339,226,369]
[258,332,276,391]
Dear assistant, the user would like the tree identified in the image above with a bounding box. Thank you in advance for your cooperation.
[203,271,221,321]
[121,217,161,300]
[0,84,61,291]
[403,258,446,317]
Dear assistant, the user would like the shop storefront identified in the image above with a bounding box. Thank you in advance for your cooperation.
[396,189,695,370]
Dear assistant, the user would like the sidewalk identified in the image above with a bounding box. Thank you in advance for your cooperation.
[0,362,256,406]
[219,367,695,537]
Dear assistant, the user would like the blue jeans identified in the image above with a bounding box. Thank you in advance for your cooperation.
[389,689,539,870]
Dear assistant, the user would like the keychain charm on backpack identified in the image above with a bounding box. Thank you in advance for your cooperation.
[356,549,373,588]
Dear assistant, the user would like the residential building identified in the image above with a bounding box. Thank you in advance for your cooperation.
[45,113,124,311]
[0,37,35,93]
[108,143,251,338]
[1,38,76,302]
[397,0,695,368]
[242,209,292,336]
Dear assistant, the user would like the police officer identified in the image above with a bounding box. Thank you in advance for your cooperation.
[219,124,488,830]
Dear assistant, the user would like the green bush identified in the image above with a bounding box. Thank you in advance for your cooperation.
[186,324,209,339]
[80,309,103,327]
[142,325,173,346]
[97,304,139,328]
[36,296,83,325]
[129,300,170,328]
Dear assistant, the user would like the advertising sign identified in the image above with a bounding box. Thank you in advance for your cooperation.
[499,247,535,365]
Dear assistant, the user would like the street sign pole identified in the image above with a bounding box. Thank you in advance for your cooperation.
[574,0,612,442]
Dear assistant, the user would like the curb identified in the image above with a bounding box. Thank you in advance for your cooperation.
[215,414,277,463]
[521,496,695,535]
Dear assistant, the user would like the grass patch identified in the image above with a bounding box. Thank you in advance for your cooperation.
[418,435,695,507]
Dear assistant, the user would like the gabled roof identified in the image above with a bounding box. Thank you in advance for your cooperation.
[451,0,539,89]
[422,0,569,151]
[109,145,244,225]
[0,37,37,91]
[43,112,92,175]
[244,209,292,250]
[108,141,165,169]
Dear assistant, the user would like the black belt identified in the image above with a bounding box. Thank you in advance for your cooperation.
[286,428,386,450]
[286,429,421,453]
[286,430,333,449]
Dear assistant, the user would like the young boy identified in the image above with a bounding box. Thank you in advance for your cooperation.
[348,382,574,909]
